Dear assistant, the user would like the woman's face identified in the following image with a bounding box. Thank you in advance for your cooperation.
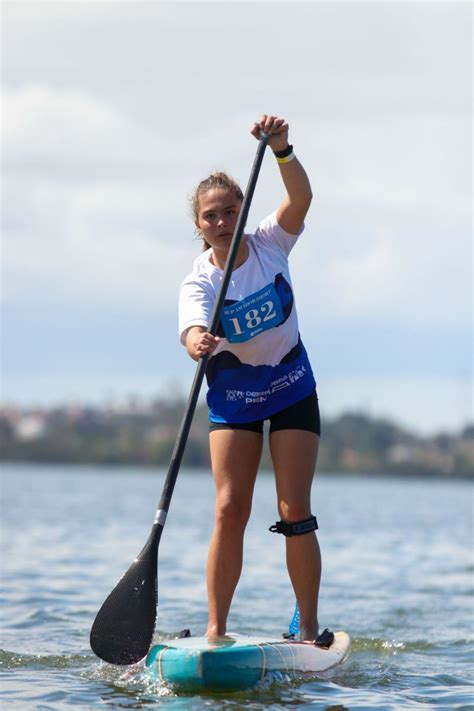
[196,189,242,251]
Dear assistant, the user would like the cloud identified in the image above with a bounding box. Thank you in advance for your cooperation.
[2,84,198,309]
[2,1,471,429]
[3,84,173,179]
[289,111,471,332]
[2,80,470,345]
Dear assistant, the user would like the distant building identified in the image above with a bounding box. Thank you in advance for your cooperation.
[14,415,46,441]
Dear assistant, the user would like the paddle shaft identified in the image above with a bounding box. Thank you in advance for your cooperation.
[153,132,269,526]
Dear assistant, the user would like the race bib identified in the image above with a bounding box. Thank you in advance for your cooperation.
[221,283,284,343]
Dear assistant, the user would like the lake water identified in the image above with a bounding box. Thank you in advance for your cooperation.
[1,463,473,710]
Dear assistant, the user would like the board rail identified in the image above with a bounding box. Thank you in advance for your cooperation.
[146,631,350,691]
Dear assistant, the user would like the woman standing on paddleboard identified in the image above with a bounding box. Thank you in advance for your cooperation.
[179,115,331,646]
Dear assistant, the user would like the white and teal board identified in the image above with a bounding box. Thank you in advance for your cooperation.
[146,632,350,691]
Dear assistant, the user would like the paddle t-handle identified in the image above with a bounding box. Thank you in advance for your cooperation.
[90,131,269,665]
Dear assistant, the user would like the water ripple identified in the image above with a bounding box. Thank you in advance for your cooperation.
[1,465,473,710]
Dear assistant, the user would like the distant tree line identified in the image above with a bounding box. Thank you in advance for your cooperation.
[0,398,473,477]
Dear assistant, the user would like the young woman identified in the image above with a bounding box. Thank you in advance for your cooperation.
[179,115,332,646]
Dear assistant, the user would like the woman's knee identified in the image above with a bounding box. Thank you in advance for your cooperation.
[215,496,252,531]
[278,499,311,522]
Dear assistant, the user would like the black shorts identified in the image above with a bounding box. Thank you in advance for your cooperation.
[209,389,321,436]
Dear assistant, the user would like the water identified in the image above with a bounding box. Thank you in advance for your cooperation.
[1,463,473,709]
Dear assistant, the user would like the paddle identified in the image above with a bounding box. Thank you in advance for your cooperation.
[90,131,270,665]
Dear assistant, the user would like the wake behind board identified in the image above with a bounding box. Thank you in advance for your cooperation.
[146,631,350,691]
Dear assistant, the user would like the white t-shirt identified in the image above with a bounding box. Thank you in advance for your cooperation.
[179,212,316,423]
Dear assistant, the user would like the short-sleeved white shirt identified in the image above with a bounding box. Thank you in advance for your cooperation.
[179,212,316,423]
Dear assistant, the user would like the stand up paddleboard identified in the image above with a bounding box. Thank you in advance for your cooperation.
[146,632,350,691]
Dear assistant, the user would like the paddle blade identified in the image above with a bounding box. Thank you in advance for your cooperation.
[90,526,161,665]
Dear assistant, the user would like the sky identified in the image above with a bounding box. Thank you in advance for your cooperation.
[1,0,472,435]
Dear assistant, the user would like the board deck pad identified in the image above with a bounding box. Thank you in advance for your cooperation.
[146,632,350,691]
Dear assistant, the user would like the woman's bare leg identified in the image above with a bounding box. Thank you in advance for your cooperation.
[206,429,263,637]
[269,429,321,641]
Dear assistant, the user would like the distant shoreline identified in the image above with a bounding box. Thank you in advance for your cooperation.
[1,459,473,481]
[1,400,473,478]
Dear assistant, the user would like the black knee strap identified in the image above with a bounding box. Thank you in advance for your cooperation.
[269,515,318,537]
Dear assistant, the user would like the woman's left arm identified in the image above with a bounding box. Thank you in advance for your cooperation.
[251,114,313,235]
